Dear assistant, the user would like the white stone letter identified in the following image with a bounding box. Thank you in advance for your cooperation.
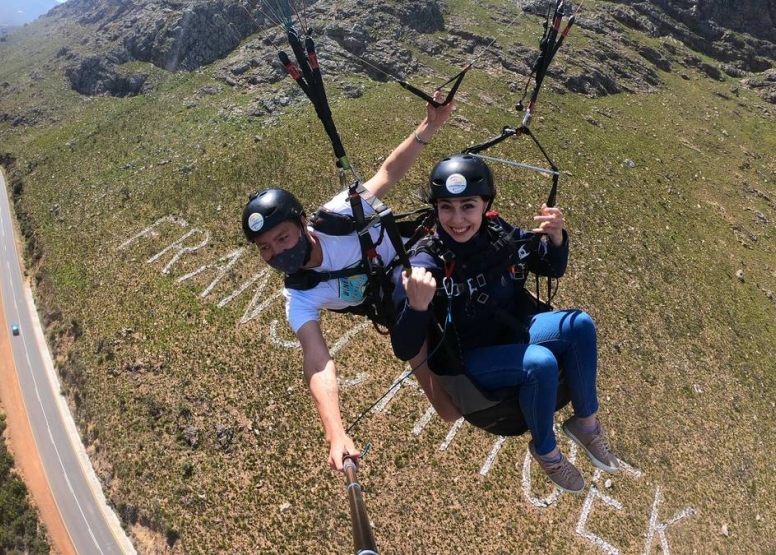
[177,248,245,298]
[643,486,697,555]
[147,228,210,274]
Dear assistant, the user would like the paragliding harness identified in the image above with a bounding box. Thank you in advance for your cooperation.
[418,213,554,351]
[284,187,436,332]
[274,22,437,333]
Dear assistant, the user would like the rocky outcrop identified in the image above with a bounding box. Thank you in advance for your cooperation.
[653,0,775,44]
[212,0,440,107]
[121,1,256,71]
[41,0,776,103]
[604,0,776,72]
[64,56,148,96]
[52,0,258,71]
[742,68,776,103]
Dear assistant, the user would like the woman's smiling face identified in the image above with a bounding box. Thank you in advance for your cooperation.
[436,196,486,243]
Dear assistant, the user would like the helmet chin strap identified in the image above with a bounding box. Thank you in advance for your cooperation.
[298,219,313,266]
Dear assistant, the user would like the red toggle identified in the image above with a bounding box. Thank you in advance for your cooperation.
[284,64,301,80]
[308,52,319,71]
[444,261,456,278]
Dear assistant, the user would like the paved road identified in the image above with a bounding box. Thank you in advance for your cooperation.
[1,170,136,555]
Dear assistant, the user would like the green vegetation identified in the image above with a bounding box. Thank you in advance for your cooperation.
[0,415,51,555]
[0,4,775,554]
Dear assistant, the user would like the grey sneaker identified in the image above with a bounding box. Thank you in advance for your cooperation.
[528,441,585,494]
[563,416,620,473]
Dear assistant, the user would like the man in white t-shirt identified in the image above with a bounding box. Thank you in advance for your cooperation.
[283,189,399,331]
[241,97,454,470]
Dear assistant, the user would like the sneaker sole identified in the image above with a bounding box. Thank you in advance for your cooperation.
[562,424,620,474]
[549,479,585,495]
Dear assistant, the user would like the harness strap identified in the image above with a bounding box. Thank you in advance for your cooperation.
[347,182,412,272]
[431,218,527,284]
[288,183,422,331]
[348,185,382,269]
[284,264,368,291]
[397,208,436,253]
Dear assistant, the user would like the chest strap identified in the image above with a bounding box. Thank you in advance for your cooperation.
[284,263,367,291]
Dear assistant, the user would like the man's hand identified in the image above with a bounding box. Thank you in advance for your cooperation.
[328,434,360,471]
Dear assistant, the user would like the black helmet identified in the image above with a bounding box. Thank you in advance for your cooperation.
[242,188,305,242]
[428,154,495,203]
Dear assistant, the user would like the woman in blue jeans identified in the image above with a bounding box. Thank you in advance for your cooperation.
[390,154,619,493]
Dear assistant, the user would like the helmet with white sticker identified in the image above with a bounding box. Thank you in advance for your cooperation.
[428,154,495,203]
[241,188,305,242]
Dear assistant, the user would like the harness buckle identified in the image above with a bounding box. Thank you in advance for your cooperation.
[509,264,526,280]
[466,273,487,295]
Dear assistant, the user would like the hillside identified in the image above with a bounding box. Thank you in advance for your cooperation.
[1,0,775,553]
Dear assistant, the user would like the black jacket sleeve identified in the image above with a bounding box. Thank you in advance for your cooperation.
[389,252,439,361]
[533,228,569,278]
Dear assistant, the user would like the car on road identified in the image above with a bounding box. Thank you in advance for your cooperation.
[11,323,20,336]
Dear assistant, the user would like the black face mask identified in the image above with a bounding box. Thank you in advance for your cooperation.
[266,227,311,275]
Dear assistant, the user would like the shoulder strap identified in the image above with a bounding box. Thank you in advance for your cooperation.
[412,234,452,260]
[309,208,357,236]
[347,182,413,272]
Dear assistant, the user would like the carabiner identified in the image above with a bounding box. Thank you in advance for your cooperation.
[443,276,455,298]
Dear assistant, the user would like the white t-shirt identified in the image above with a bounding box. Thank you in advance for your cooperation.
[284,190,399,333]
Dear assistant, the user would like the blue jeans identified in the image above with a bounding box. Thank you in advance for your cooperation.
[463,309,600,455]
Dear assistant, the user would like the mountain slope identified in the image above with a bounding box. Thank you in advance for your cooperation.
[0,0,775,553]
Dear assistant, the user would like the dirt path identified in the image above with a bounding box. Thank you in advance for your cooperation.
[0,256,76,555]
